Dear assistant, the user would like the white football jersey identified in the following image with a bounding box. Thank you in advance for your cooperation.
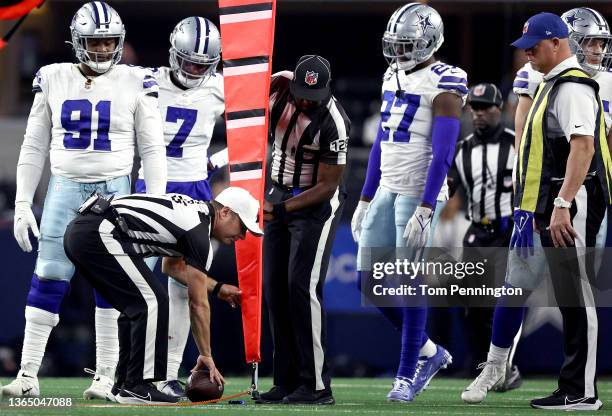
[379,62,468,199]
[513,62,612,132]
[30,63,162,182]
[138,67,225,182]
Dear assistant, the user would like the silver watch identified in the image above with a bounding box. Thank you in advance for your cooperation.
[553,197,571,209]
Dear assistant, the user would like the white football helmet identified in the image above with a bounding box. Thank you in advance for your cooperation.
[562,7,612,75]
[69,2,125,74]
[169,17,221,88]
[383,3,444,71]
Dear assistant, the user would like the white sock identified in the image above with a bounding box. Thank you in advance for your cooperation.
[487,343,510,364]
[419,338,437,358]
[21,306,59,376]
[167,277,190,381]
[94,307,120,378]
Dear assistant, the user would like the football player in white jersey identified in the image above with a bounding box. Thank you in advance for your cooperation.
[130,17,240,399]
[352,3,465,402]
[461,7,612,405]
[3,1,167,400]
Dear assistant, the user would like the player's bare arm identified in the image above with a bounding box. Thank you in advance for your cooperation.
[162,257,241,308]
[184,263,224,385]
[549,135,595,248]
[264,163,344,220]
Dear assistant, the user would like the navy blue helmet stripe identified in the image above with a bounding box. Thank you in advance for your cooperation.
[203,18,210,55]
[90,2,100,28]
[194,17,201,55]
[584,7,606,29]
[100,1,109,24]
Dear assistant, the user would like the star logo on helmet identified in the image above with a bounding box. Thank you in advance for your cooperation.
[564,13,583,29]
[416,12,435,34]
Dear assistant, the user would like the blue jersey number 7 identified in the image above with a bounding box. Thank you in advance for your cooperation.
[166,106,197,158]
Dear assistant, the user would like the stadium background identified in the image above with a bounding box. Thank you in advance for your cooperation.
[1,0,612,381]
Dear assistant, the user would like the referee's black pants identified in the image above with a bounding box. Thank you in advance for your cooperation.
[536,179,605,399]
[263,183,345,392]
[64,212,169,387]
[462,219,512,371]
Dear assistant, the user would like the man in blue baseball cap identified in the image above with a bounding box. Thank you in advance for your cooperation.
[505,11,609,412]
[511,12,569,50]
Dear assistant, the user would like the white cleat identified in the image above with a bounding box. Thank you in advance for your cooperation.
[461,361,506,404]
[83,368,115,400]
[1,370,40,397]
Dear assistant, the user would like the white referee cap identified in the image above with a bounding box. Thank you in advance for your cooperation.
[215,187,263,236]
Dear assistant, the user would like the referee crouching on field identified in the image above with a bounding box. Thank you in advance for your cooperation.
[63,188,263,405]
[450,83,521,387]
[510,13,612,411]
[258,55,350,405]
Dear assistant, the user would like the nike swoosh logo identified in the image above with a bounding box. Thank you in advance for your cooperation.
[22,388,32,394]
[574,124,583,128]
[125,390,151,401]
[565,396,588,405]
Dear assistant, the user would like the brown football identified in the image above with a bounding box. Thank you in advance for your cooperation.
[185,369,224,402]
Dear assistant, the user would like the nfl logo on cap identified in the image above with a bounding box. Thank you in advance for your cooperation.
[305,71,318,86]
[473,85,486,96]
[522,22,529,34]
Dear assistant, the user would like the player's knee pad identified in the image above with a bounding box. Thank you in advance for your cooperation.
[35,235,75,281]
[93,290,114,309]
[26,274,69,315]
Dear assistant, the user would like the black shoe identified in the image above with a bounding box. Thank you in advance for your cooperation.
[493,364,523,393]
[116,382,180,404]
[255,385,290,404]
[282,385,335,405]
[530,389,603,411]
[108,383,121,402]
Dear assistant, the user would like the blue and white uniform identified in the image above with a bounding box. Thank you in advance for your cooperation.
[17,63,166,282]
[358,62,468,266]
[135,66,225,201]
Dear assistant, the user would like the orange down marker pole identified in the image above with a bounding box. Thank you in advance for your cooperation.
[218,0,276,377]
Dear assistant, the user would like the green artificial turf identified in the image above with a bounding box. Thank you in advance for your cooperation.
[1,377,611,415]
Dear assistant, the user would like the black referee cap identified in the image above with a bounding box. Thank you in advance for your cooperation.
[290,55,332,102]
[468,83,503,108]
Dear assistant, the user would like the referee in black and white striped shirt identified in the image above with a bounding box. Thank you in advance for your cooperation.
[450,83,517,374]
[63,187,262,404]
[259,55,350,405]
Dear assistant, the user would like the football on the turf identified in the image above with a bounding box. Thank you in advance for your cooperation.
[185,369,224,402]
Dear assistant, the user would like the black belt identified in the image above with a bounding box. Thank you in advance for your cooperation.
[273,182,312,197]
[472,216,511,232]
[79,193,129,233]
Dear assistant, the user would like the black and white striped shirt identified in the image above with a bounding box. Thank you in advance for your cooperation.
[269,71,350,188]
[453,125,515,223]
[108,194,214,273]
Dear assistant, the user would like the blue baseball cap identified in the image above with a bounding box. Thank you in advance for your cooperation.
[511,12,569,50]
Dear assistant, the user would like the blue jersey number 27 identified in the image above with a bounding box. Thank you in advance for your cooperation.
[61,99,111,151]
[380,90,420,143]
[166,106,197,158]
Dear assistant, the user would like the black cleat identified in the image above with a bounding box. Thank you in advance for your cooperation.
[116,382,180,404]
[255,385,290,404]
[530,389,603,411]
[282,385,335,405]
